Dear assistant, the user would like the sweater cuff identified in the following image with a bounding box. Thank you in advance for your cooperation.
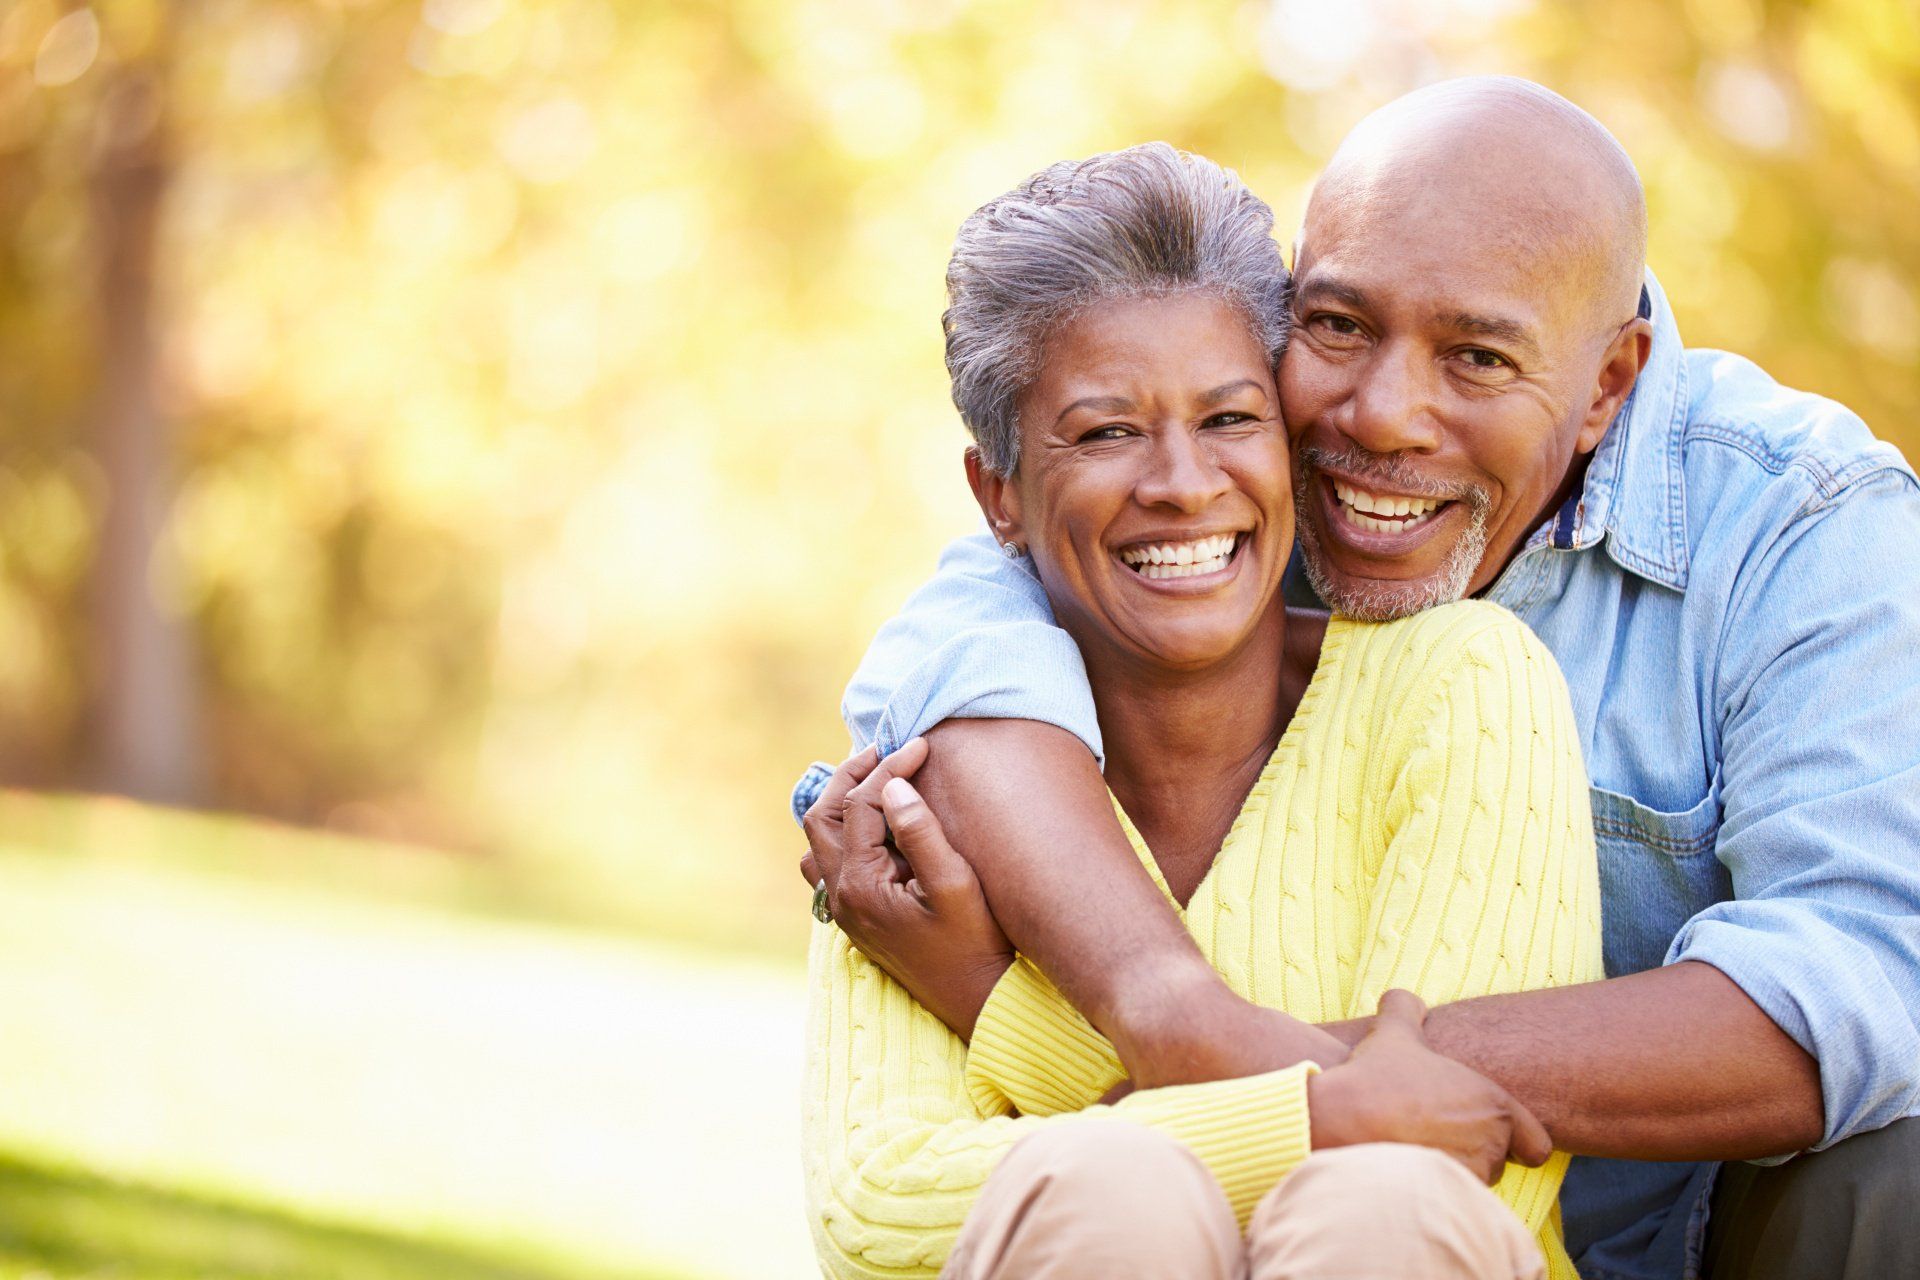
[965,956,1125,1118]
[1114,1061,1318,1224]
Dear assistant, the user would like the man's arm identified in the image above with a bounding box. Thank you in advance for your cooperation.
[914,717,1351,1083]
[1419,963,1823,1159]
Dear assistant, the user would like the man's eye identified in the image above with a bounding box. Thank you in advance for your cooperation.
[1461,348,1508,369]
[1311,314,1364,339]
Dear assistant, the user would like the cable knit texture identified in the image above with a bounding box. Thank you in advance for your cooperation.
[804,601,1603,1279]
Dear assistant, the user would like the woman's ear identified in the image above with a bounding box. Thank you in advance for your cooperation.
[964,447,1025,551]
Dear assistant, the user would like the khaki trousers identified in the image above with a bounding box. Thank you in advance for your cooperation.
[943,1120,1545,1280]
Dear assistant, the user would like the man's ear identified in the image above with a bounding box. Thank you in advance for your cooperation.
[1577,317,1654,454]
[964,446,1025,549]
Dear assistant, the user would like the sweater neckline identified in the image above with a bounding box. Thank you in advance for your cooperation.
[1111,616,1356,916]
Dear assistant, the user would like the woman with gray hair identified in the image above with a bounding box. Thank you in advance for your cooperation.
[800,143,1601,1279]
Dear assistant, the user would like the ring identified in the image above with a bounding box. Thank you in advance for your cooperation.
[812,877,833,924]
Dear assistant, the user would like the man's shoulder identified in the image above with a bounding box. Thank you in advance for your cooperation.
[1681,348,1914,506]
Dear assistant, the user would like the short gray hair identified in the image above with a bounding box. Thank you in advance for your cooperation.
[943,142,1291,476]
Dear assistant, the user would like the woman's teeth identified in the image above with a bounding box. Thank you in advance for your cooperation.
[1333,480,1445,534]
[1118,533,1239,579]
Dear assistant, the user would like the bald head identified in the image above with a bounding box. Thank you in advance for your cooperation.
[1308,77,1647,332]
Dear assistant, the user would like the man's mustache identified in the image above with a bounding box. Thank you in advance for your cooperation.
[1296,444,1492,515]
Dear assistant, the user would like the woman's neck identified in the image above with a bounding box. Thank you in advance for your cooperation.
[1082,606,1324,904]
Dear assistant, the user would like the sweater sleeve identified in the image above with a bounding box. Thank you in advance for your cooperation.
[804,925,1315,1279]
[1351,605,1606,1239]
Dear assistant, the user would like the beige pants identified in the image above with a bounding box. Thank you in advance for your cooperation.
[943,1121,1546,1280]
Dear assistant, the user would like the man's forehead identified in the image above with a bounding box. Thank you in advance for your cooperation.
[1291,245,1558,350]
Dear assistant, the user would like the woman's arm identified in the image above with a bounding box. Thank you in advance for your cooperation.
[803,924,1317,1279]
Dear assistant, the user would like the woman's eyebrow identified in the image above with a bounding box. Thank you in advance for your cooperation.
[1053,395,1134,425]
[1200,379,1264,405]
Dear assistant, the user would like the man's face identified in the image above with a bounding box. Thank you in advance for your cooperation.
[1280,187,1623,620]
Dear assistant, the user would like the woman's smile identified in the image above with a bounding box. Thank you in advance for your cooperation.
[1113,529,1249,586]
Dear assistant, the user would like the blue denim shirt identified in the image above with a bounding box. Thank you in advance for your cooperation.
[792,274,1920,1280]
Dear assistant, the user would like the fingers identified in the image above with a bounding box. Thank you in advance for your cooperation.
[1366,987,1430,1040]
[880,776,979,907]
[800,744,879,887]
[1503,1090,1554,1169]
[814,743,881,821]
[843,737,931,871]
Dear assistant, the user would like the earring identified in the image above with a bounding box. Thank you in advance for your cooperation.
[1001,540,1023,559]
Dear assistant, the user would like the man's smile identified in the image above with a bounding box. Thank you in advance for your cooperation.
[1313,471,1465,559]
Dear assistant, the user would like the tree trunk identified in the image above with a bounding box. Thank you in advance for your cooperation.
[84,51,202,804]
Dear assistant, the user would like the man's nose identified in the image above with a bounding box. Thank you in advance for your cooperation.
[1135,427,1231,512]
[1340,343,1443,456]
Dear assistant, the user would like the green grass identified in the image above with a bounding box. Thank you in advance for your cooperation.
[0,790,810,963]
[0,1151,624,1280]
[0,796,813,1280]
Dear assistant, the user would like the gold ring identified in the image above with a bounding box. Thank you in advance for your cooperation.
[812,878,833,924]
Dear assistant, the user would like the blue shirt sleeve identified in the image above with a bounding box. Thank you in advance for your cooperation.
[789,529,1101,825]
[1665,468,1920,1147]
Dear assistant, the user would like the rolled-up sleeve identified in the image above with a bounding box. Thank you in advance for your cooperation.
[1666,469,1920,1146]
[843,531,1101,761]
[791,531,1103,824]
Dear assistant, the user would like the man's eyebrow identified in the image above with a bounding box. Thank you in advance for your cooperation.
[1053,395,1135,425]
[1446,312,1542,358]
[1200,379,1265,406]
[1292,277,1369,309]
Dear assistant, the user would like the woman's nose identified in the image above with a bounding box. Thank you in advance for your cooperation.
[1134,428,1232,512]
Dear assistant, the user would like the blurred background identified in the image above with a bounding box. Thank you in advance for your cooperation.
[0,0,1914,1275]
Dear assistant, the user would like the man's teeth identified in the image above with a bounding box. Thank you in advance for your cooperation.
[1332,480,1445,534]
[1118,533,1239,579]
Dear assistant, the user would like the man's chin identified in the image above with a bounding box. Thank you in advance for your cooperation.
[1295,518,1488,622]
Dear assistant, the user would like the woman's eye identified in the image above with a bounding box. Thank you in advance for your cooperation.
[1202,412,1256,429]
[1079,424,1133,443]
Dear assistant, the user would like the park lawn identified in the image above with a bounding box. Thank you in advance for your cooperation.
[0,1149,597,1280]
[0,797,813,1280]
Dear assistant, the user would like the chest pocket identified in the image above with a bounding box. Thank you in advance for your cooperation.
[1588,774,1731,979]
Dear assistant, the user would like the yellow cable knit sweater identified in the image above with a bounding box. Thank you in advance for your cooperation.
[804,601,1604,1279]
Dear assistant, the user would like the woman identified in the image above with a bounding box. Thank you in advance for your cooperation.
[800,143,1601,1280]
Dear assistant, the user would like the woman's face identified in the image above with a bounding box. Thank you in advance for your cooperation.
[977,292,1292,674]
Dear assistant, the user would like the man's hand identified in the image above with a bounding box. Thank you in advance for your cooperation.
[1307,990,1553,1185]
[801,738,1014,1039]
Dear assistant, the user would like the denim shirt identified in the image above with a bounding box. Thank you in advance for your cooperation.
[791,274,1920,1280]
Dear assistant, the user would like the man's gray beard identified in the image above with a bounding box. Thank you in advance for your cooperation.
[1292,456,1492,623]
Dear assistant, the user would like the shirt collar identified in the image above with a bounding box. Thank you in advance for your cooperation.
[1560,269,1693,590]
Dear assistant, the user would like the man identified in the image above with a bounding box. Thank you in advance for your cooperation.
[797,78,1920,1279]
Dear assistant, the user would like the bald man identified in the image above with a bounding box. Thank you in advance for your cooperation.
[796,79,1920,1279]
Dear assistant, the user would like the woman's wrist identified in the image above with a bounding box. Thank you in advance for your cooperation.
[942,953,1016,1042]
[1108,970,1350,1088]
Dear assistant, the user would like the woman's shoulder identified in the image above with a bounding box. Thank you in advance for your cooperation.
[1335,597,1547,658]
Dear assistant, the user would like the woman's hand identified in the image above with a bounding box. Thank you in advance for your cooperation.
[800,738,1015,1040]
[1307,989,1553,1184]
